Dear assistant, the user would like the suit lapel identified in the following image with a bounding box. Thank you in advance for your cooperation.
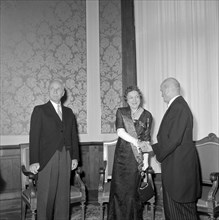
[47,101,63,123]
[61,106,67,123]
[157,96,182,135]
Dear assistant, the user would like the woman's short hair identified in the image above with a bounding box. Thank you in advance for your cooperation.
[124,85,143,103]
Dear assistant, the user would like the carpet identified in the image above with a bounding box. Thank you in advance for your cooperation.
[71,203,165,220]
[0,203,209,220]
[71,203,210,220]
[0,204,163,220]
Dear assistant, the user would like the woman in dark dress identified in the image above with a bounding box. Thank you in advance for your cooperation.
[107,86,153,220]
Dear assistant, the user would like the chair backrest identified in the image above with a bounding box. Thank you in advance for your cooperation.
[103,139,117,182]
[20,143,30,191]
[195,133,219,184]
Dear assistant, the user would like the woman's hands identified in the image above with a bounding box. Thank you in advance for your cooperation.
[138,141,153,153]
[117,128,153,153]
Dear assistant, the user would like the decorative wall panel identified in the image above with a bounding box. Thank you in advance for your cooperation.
[0,0,87,135]
[99,0,123,133]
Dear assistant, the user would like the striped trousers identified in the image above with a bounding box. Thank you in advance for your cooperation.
[162,185,198,220]
[37,147,71,220]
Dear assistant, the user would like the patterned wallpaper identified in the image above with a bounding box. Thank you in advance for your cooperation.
[1,1,87,135]
[0,0,122,136]
[99,0,123,133]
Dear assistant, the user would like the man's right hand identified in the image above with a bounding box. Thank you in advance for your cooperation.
[29,163,40,174]
[139,141,153,153]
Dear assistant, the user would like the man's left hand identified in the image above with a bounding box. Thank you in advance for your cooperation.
[71,159,78,170]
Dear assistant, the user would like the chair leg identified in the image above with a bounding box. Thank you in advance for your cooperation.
[81,202,85,220]
[99,203,104,220]
[21,200,26,220]
[30,210,36,220]
[105,204,108,218]
[208,214,215,220]
[159,186,165,219]
[150,203,155,220]
[145,203,149,216]
[162,207,165,219]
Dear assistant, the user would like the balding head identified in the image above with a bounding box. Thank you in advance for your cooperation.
[160,77,180,104]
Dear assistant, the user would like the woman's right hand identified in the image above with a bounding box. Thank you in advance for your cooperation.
[132,138,140,147]
[133,139,142,153]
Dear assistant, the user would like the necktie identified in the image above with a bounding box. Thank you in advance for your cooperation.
[57,104,62,120]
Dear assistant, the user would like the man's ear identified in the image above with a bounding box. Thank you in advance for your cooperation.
[165,87,171,96]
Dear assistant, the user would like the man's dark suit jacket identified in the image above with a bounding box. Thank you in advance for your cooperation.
[152,96,201,203]
[29,101,79,171]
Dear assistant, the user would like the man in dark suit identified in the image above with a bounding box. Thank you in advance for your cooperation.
[144,77,201,219]
[29,79,79,220]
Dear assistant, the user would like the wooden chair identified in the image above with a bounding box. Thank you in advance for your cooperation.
[143,153,156,220]
[195,133,219,220]
[98,139,117,220]
[98,139,156,220]
[70,167,86,220]
[20,143,37,220]
[20,143,86,220]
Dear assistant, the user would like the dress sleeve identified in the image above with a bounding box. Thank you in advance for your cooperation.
[115,108,125,130]
[146,112,153,142]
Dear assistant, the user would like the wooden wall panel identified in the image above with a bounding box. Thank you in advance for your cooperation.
[0,142,104,211]
[0,147,21,198]
[80,143,103,191]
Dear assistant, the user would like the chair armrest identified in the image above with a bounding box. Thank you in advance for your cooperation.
[21,165,36,180]
[74,167,85,192]
[98,160,107,192]
[74,167,86,191]
[21,165,37,187]
[21,165,37,196]
[210,172,219,181]
[207,172,219,202]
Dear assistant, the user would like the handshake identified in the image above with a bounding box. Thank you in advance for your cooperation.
[137,140,153,153]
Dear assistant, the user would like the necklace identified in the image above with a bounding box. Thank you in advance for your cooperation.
[131,107,140,120]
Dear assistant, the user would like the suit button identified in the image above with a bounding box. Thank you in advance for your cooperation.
[61,130,63,133]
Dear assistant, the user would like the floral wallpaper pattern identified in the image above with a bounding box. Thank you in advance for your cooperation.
[99,0,123,133]
[0,0,122,136]
[0,0,87,134]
